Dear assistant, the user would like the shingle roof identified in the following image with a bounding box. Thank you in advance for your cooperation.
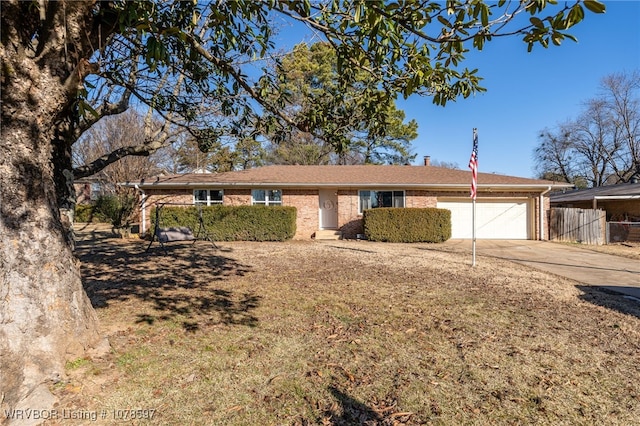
[127,165,571,190]
[550,182,640,203]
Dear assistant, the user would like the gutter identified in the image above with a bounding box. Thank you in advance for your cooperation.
[122,181,571,192]
[594,195,640,200]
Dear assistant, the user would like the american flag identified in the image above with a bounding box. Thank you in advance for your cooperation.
[468,129,478,200]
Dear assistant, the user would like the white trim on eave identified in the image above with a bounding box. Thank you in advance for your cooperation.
[122,181,570,193]
[593,195,640,200]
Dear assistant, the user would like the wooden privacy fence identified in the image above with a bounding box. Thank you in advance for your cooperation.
[549,207,606,245]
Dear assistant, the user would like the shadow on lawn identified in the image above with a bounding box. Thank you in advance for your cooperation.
[324,387,415,425]
[325,387,382,425]
[576,285,640,319]
[76,237,258,331]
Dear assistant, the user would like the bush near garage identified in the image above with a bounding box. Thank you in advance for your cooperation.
[151,205,297,242]
[364,207,451,243]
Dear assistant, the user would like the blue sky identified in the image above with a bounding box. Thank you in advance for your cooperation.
[398,0,640,178]
[273,1,640,178]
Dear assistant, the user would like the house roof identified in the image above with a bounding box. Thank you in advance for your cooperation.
[124,165,572,192]
[550,182,640,203]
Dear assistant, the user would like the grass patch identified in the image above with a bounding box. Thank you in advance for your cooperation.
[56,236,640,425]
[66,358,91,370]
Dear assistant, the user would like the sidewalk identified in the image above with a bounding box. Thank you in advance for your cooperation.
[443,240,640,299]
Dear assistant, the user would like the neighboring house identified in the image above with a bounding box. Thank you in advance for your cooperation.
[123,164,571,240]
[74,179,111,205]
[74,180,93,205]
[550,182,640,222]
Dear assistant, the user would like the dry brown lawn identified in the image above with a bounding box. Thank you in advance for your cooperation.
[47,227,640,425]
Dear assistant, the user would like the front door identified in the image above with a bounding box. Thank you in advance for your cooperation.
[319,189,338,229]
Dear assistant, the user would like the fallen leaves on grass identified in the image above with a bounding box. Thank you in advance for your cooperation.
[47,234,640,425]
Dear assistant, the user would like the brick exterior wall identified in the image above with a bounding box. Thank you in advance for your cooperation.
[336,190,362,239]
[223,188,251,206]
[405,190,438,208]
[283,189,318,239]
[540,195,550,240]
[138,187,550,240]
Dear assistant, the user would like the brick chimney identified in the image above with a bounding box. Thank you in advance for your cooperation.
[423,156,431,166]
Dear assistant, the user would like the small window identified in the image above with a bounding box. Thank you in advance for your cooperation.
[359,190,404,213]
[193,189,224,206]
[90,183,102,201]
[252,189,282,206]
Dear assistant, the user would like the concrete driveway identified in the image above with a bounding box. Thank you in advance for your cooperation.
[443,240,640,299]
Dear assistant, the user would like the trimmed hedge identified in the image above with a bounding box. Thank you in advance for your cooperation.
[74,204,112,223]
[151,205,297,241]
[363,207,451,243]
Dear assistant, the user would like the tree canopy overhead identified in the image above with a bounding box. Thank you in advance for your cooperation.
[16,0,605,180]
[0,0,605,414]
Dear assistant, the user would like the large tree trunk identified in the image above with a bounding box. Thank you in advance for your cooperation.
[1,2,107,421]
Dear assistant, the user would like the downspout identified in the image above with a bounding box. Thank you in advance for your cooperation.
[539,186,552,240]
[134,184,146,236]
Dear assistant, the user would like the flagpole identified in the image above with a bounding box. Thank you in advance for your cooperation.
[469,128,478,267]
[472,197,476,267]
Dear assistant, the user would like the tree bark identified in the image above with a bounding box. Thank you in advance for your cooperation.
[1,1,107,419]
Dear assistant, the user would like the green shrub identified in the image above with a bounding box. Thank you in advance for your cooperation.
[74,203,113,223]
[75,204,98,223]
[151,205,297,241]
[363,208,451,243]
[94,194,137,228]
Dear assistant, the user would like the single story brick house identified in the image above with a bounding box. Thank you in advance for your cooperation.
[123,164,571,240]
[550,181,640,222]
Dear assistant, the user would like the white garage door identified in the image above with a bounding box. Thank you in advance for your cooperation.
[437,199,530,239]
